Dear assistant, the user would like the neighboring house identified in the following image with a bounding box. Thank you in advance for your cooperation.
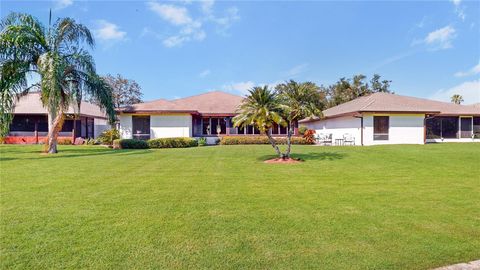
[5,92,110,144]
[300,92,480,145]
[117,91,297,143]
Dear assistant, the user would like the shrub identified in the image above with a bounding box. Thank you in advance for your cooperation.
[57,138,72,145]
[113,139,149,149]
[148,137,198,148]
[197,137,207,146]
[86,138,99,145]
[97,129,119,145]
[219,136,313,145]
[298,126,308,136]
[303,129,316,144]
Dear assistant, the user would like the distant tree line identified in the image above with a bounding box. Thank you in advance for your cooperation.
[87,74,143,108]
[319,74,393,108]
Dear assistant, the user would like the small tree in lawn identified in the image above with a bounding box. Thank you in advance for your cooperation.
[233,86,286,158]
[275,80,325,158]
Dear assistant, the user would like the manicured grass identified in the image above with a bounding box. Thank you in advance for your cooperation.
[1,143,479,269]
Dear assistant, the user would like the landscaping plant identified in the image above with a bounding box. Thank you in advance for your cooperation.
[302,129,316,144]
[97,129,120,145]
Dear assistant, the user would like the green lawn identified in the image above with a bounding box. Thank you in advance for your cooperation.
[1,144,479,269]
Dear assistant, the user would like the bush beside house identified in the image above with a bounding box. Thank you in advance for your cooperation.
[219,136,313,145]
[148,138,198,148]
[113,139,149,149]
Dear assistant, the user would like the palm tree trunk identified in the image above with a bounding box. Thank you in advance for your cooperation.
[45,108,65,154]
[285,122,293,159]
[265,129,282,158]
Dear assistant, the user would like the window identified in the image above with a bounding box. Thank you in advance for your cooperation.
[202,118,211,135]
[474,117,480,138]
[373,116,389,140]
[132,116,150,140]
[212,118,226,135]
[426,117,459,139]
[441,117,458,138]
[460,117,472,138]
[10,115,36,131]
[426,118,441,139]
[271,123,279,135]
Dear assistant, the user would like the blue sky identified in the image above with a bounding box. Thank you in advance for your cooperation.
[2,0,479,104]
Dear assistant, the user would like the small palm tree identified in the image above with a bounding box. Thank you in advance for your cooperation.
[451,94,463,105]
[276,80,324,158]
[0,12,115,153]
[233,86,286,158]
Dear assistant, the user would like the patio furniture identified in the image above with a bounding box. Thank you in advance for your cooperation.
[316,133,332,145]
[343,133,355,145]
[335,138,344,146]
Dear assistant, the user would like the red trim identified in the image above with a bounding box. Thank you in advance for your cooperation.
[4,136,72,144]
[200,113,236,117]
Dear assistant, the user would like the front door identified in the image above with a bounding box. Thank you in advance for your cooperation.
[460,117,472,138]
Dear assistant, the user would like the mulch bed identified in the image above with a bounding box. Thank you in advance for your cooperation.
[264,158,302,164]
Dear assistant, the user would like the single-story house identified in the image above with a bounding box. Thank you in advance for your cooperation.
[5,92,110,144]
[300,92,480,145]
[117,91,298,144]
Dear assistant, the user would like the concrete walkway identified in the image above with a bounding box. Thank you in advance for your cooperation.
[433,260,480,270]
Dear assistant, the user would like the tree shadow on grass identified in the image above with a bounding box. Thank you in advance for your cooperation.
[0,147,152,161]
[257,152,346,162]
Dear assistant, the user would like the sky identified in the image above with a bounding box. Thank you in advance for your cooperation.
[1,0,479,104]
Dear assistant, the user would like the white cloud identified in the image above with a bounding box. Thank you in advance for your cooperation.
[430,80,480,104]
[54,0,73,10]
[451,0,466,21]
[370,50,417,71]
[285,63,308,77]
[200,0,215,14]
[146,0,239,47]
[222,81,256,95]
[423,25,456,50]
[198,69,211,78]
[451,0,461,6]
[147,1,205,47]
[454,62,480,77]
[147,2,193,25]
[222,80,282,95]
[93,20,127,42]
[209,6,240,34]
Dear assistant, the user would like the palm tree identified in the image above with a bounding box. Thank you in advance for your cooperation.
[233,86,286,158]
[451,94,464,105]
[275,80,325,158]
[0,12,115,153]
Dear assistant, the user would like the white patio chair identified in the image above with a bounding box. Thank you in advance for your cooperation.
[343,133,355,145]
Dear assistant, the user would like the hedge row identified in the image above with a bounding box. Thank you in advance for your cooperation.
[113,139,149,149]
[113,137,198,149]
[148,137,198,148]
[219,136,313,145]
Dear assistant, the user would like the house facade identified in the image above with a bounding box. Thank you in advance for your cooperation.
[5,92,110,144]
[117,91,297,143]
[300,92,480,145]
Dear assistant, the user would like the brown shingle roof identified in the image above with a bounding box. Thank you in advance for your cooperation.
[13,92,107,118]
[301,92,480,122]
[120,91,244,114]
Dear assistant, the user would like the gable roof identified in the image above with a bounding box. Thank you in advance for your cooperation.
[13,92,107,119]
[301,92,480,122]
[119,91,244,114]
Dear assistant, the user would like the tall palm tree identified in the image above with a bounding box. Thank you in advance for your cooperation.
[0,12,115,153]
[451,94,464,105]
[275,80,325,158]
[233,86,286,158]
